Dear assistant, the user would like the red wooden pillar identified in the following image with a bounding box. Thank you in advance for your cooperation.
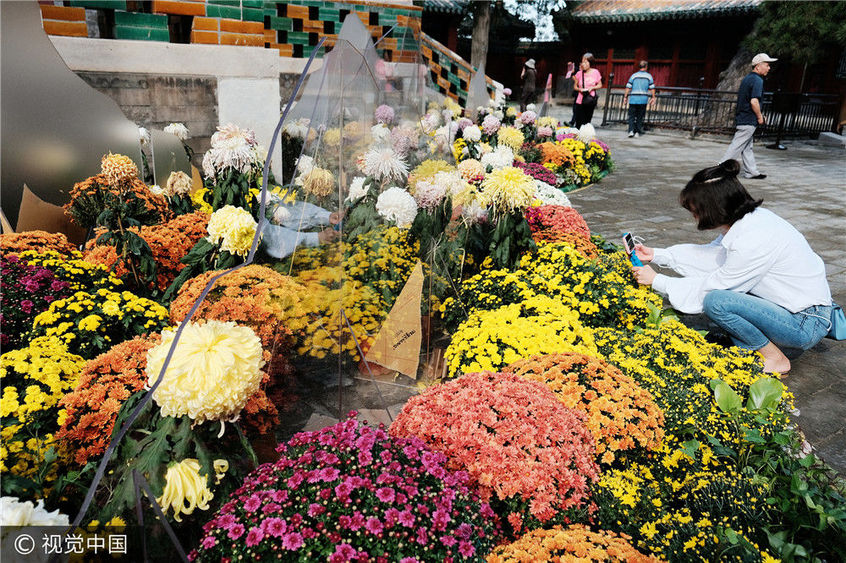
[703,39,720,89]
[669,41,680,87]
[606,48,614,85]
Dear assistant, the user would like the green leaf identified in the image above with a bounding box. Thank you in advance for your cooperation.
[747,377,784,411]
[714,380,742,413]
[681,439,700,459]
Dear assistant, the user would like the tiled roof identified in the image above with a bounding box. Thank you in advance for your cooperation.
[422,0,469,16]
[570,0,762,23]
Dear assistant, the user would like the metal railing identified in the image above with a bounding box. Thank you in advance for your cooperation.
[601,73,840,138]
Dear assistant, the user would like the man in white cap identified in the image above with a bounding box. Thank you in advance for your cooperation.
[520,58,537,111]
[721,53,778,179]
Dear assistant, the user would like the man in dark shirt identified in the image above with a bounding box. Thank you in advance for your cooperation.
[721,53,777,179]
[520,59,537,112]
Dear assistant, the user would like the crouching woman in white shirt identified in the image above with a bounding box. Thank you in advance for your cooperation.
[631,160,833,374]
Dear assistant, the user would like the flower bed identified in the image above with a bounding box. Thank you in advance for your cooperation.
[390,371,599,535]
[191,416,503,562]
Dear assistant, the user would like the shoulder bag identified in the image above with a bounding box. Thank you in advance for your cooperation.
[580,71,598,109]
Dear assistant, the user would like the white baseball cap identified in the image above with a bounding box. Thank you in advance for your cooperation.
[751,53,777,66]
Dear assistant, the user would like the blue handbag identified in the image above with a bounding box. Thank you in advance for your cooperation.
[827,303,846,340]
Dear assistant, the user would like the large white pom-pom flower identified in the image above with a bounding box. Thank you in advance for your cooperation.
[146,320,264,424]
[480,145,514,170]
[578,123,597,143]
[376,187,418,228]
[462,125,482,142]
[534,180,572,207]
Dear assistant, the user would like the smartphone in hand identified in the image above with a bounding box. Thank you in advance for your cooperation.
[622,232,643,266]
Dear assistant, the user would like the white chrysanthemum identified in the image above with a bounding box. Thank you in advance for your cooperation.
[534,180,572,207]
[164,122,189,141]
[463,125,482,142]
[420,111,441,134]
[376,187,418,228]
[284,118,311,139]
[363,146,409,182]
[371,123,391,145]
[413,179,448,210]
[347,176,369,203]
[526,103,537,112]
[202,124,261,178]
[150,184,164,196]
[165,170,192,196]
[461,200,488,224]
[433,170,470,198]
[480,145,514,170]
[0,497,70,526]
[513,119,524,130]
[272,205,291,224]
[146,320,264,424]
[578,123,597,143]
[433,125,451,150]
[139,127,151,147]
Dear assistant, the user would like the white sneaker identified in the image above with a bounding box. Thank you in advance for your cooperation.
[627,132,634,138]
[634,132,640,138]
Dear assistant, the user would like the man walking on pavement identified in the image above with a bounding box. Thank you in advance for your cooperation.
[625,60,656,138]
[722,53,777,179]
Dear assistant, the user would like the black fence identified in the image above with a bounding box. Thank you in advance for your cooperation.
[600,73,840,139]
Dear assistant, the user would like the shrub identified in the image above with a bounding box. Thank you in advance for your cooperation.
[503,353,664,465]
[191,415,503,562]
[390,371,599,535]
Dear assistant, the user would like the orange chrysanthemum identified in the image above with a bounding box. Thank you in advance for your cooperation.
[56,335,160,466]
[503,353,664,465]
[64,173,170,230]
[0,231,76,256]
[531,230,598,258]
[100,152,139,186]
[84,211,209,291]
[487,525,663,562]
[538,142,576,168]
[169,265,307,384]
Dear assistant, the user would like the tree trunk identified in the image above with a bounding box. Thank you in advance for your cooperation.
[697,45,753,129]
[715,46,753,93]
[470,1,492,70]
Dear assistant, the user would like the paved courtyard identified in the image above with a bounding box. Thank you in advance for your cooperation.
[559,114,846,473]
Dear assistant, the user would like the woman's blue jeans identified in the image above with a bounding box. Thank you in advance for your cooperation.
[703,290,832,353]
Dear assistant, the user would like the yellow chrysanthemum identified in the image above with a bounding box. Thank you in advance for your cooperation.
[323,128,342,147]
[206,205,257,257]
[479,166,535,214]
[496,126,525,151]
[100,153,139,186]
[156,458,228,522]
[407,159,455,191]
[302,166,335,198]
[146,320,264,423]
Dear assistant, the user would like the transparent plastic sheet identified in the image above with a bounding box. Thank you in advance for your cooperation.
[5,13,474,561]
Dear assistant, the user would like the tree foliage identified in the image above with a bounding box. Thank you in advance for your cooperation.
[744,0,846,65]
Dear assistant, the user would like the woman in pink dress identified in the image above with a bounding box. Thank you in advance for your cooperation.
[571,53,602,127]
